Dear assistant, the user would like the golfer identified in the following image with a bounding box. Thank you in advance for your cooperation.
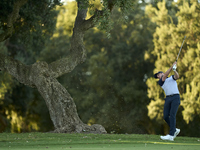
[154,61,180,141]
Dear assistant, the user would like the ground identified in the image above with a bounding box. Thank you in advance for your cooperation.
[0,133,199,150]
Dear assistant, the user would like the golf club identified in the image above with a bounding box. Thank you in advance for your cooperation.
[176,36,186,62]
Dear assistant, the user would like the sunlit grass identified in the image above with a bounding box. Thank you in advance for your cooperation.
[0,133,199,150]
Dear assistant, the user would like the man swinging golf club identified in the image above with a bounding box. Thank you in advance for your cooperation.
[154,61,180,141]
[154,36,186,141]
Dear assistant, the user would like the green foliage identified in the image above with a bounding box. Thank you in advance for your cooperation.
[54,1,78,36]
[92,0,134,38]
[0,0,60,132]
[177,1,200,124]
[0,0,60,64]
[4,85,54,133]
[0,42,15,132]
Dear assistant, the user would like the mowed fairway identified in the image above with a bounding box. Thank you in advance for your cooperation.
[0,133,199,150]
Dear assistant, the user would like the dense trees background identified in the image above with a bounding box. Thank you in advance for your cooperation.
[0,0,199,137]
[0,0,59,132]
[146,0,200,137]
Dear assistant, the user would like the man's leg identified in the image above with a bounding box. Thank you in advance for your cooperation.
[163,98,171,127]
[160,97,175,141]
[169,95,180,136]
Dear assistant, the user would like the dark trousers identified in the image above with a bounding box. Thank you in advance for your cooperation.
[163,94,180,136]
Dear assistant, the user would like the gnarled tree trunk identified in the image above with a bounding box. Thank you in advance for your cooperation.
[29,61,106,133]
[0,0,111,133]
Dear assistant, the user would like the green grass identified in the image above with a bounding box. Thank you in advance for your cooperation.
[0,133,199,150]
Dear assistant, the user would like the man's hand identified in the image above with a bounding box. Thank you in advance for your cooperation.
[173,64,177,71]
[172,61,177,67]
[172,61,179,79]
[172,61,177,71]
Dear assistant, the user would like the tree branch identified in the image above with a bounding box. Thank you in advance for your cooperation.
[0,0,28,42]
[48,0,115,78]
[74,1,88,28]
[48,49,85,78]
[48,1,89,78]
[0,53,34,87]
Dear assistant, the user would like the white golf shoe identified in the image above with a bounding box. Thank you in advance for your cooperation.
[160,134,174,141]
[174,128,180,138]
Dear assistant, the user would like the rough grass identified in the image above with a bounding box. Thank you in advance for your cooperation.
[0,133,199,150]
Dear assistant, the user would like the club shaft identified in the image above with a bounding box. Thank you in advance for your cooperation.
[176,36,186,62]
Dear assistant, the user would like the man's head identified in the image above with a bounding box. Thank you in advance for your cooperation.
[154,71,164,79]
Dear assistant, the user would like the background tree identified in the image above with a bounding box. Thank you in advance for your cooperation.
[146,0,200,137]
[79,1,155,133]
[0,0,58,132]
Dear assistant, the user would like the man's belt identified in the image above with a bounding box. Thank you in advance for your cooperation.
[166,94,179,97]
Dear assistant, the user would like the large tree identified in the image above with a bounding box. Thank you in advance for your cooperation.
[0,0,134,133]
[39,0,156,134]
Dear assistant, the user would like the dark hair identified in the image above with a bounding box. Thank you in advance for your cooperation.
[154,71,163,78]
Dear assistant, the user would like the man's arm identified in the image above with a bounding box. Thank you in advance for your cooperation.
[173,70,179,80]
[162,61,177,81]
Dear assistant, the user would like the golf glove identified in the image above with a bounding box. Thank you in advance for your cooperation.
[172,64,177,71]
